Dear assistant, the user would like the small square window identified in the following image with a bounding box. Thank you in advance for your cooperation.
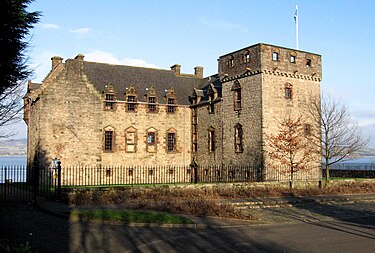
[290,55,296,63]
[272,52,278,61]
[304,124,311,136]
[306,59,312,67]
[285,87,292,99]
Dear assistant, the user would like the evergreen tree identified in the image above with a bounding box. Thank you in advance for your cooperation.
[0,0,40,137]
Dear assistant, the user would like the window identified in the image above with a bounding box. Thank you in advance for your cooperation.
[272,52,279,61]
[234,124,243,153]
[243,51,250,63]
[167,132,176,152]
[146,129,157,153]
[125,128,136,153]
[167,98,176,113]
[290,55,296,63]
[192,109,198,152]
[208,93,215,114]
[105,94,115,110]
[104,130,114,151]
[306,59,312,67]
[148,96,157,112]
[127,95,136,111]
[285,86,292,99]
[228,55,234,68]
[304,124,311,136]
[208,128,215,152]
[147,132,156,145]
[234,89,241,111]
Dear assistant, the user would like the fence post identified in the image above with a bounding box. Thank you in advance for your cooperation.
[57,160,62,201]
[190,158,198,184]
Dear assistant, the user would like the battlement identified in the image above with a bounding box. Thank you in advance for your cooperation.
[218,43,322,80]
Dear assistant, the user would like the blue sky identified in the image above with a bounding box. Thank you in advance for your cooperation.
[8,0,375,147]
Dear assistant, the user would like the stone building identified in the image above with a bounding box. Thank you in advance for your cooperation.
[24,43,322,180]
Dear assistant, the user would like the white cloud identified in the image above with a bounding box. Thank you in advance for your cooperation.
[42,23,60,29]
[69,27,91,34]
[84,50,158,68]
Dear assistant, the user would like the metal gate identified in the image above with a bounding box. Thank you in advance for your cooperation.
[0,165,61,203]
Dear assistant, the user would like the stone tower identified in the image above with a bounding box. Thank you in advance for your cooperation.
[192,43,322,180]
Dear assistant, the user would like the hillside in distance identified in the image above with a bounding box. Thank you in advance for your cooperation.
[0,138,27,156]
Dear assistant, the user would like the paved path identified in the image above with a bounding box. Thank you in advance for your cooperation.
[1,194,375,252]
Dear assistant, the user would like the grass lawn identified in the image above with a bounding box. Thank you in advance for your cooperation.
[70,209,193,224]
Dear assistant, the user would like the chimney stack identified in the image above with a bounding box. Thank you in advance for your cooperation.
[51,56,63,69]
[194,66,204,78]
[74,54,85,61]
[170,64,181,75]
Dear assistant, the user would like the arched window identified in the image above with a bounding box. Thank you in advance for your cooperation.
[234,124,243,153]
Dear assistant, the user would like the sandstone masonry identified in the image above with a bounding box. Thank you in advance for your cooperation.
[25,43,322,181]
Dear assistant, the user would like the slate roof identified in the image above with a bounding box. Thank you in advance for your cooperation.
[82,62,206,105]
[194,74,223,104]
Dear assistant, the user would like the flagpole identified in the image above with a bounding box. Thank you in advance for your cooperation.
[295,3,299,50]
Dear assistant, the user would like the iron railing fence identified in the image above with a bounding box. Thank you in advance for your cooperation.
[59,164,321,187]
[0,165,59,202]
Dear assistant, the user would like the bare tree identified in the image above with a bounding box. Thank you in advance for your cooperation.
[0,84,25,137]
[309,95,368,180]
[0,0,40,137]
[266,116,316,183]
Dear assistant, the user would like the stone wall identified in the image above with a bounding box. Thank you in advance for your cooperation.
[101,101,191,166]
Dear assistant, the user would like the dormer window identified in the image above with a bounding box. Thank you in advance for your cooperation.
[148,96,157,112]
[167,98,176,113]
[105,93,115,110]
[272,52,279,61]
[127,95,136,111]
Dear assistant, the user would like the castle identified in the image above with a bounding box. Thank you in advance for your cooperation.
[24,43,322,181]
